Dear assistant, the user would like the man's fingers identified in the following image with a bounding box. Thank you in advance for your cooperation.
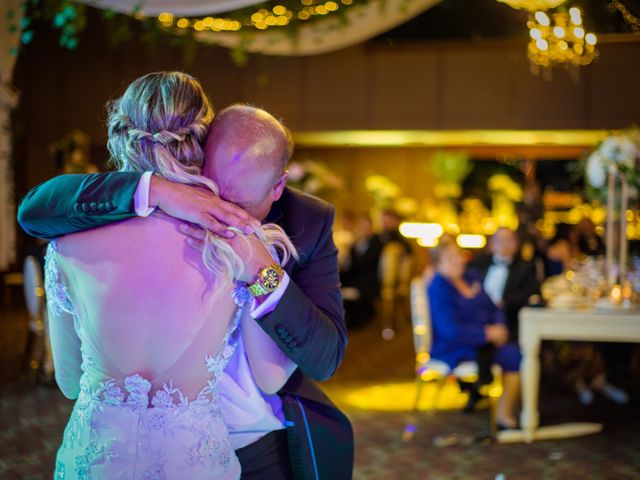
[186,237,206,252]
[179,222,215,240]
[212,199,261,234]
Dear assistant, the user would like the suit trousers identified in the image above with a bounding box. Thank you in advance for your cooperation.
[236,430,294,480]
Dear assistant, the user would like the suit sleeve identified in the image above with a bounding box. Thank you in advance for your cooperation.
[428,279,487,347]
[17,172,143,240]
[504,263,540,311]
[258,207,347,382]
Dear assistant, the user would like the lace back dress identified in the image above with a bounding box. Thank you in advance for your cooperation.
[46,240,248,480]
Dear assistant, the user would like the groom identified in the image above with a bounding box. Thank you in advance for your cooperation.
[18,105,353,479]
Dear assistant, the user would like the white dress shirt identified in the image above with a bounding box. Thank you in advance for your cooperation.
[134,172,293,449]
[483,255,512,306]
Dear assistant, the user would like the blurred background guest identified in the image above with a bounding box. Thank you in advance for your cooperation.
[341,213,383,329]
[378,210,415,338]
[428,240,521,429]
[545,223,581,276]
[470,227,540,341]
[576,217,605,256]
[49,130,99,175]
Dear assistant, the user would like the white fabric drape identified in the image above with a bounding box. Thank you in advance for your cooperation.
[195,0,441,56]
[0,0,21,271]
[78,0,266,17]
[78,0,441,56]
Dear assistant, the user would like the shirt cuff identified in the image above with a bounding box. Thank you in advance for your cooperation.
[250,272,290,319]
[134,171,156,217]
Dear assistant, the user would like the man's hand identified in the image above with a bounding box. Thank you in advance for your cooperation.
[485,324,508,347]
[149,175,260,237]
[180,224,274,283]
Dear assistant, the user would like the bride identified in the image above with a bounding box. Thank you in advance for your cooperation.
[45,72,296,479]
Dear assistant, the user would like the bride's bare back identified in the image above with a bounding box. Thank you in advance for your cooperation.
[55,212,237,399]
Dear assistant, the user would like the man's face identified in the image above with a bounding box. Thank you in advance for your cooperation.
[204,140,287,221]
[491,229,518,259]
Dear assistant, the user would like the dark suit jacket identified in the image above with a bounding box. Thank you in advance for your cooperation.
[469,254,540,338]
[18,173,353,480]
[341,235,383,301]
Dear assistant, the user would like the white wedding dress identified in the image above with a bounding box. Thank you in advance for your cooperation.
[45,223,246,480]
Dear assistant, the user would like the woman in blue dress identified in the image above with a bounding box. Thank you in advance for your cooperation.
[428,240,521,429]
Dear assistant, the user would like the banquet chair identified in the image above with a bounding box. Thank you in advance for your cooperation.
[22,255,54,382]
[403,276,502,442]
[379,241,414,339]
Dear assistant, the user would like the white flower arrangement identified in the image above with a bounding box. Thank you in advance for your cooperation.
[586,127,640,193]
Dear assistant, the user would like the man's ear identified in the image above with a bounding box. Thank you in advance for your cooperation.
[271,171,289,201]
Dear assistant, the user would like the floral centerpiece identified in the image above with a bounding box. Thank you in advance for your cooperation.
[585,126,640,294]
[586,126,640,200]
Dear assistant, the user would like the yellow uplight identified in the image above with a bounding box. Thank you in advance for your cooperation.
[315,5,328,14]
[251,12,263,23]
[158,12,173,23]
[176,18,189,28]
[276,15,289,26]
[193,20,205,31]
[534,11,550,27]
[272,5,287,15]
[298,10,311,20]
[265,15,277,25]
[399,222,444,239]
[456,234,487,249]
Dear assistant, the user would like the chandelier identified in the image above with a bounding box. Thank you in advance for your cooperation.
[527,7,598,75]
[497,0,567,10]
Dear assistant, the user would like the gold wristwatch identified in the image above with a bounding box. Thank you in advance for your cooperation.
[247,263,284,297]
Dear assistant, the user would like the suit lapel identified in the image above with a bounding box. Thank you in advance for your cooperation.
[265,198,284,226]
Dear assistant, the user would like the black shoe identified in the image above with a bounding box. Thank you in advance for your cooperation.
[464,387,484,413]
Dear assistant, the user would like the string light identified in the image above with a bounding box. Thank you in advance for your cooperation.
[156,0,353,33]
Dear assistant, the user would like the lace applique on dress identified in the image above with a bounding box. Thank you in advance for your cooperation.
[46,246,246,479]
[45,240,75,317]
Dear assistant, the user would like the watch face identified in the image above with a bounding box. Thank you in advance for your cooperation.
[262,268,281,290]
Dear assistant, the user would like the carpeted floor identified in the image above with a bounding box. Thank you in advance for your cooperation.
[1,306,639,479]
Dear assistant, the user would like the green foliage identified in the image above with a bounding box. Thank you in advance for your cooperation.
[429,150,473,184]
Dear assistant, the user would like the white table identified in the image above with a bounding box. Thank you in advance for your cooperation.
[513,307,640,443]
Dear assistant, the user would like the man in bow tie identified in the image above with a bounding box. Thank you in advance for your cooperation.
[470,227,540,341]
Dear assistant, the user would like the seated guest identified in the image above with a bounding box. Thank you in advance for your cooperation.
[575,217,605,256]
[341,214,383,328]
[469,227,540,340]
[546,223,580,276]
[428,240,521,429]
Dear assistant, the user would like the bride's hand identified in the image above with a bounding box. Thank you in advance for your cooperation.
[150,175,260,238]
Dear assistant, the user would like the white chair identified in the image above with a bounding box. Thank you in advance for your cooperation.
[23,255,54,381]
[404,276,502,441]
